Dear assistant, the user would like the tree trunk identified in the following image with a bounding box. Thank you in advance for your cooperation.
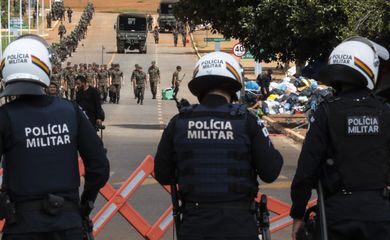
[295,60,306,76]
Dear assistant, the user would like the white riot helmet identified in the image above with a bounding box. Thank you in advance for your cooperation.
[319,36,389,90]
[0,34,52,97]
[189,51,243,101]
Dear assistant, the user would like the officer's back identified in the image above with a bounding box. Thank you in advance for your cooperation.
[155,52,283,240]
[290,36,390,240]
[0,35,109,240]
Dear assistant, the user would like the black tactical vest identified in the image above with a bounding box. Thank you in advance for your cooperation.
[174,104,258,202]
[2,97,80,198]
[326,95,390,191]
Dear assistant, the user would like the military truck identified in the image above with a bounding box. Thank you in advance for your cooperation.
[115,13,148,54]
[157,0,179,32]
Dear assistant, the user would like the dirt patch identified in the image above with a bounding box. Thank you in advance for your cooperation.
[44,0,159,13]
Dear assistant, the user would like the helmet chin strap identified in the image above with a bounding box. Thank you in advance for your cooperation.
[207,89,232,102]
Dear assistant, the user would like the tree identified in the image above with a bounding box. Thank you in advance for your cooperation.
[174,0,389,74]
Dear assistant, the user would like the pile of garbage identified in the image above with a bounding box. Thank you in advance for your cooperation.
[244,77,334,116]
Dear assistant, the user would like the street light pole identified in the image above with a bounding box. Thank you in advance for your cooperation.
[8,0,11,43]
[19,0,22,36]
[41,0,43,35]
[28,0,30,33]
[101,45,105,64]
[0,1,3,59]
[36,0,38,34]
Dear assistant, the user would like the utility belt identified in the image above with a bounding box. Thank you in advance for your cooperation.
[184,201,255,211]
[0,193,80,224]
[329,187,390,200]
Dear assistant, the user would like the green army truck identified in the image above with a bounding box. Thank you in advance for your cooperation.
[115,13,148,54]
[157,0,179,32]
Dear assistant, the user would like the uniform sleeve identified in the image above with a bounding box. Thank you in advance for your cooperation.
[94,89,104,121]
[248,113,283,183]
[290,105,329,219]
[0,109,11,163]
[154,116,178,185]
[75,104,110,204]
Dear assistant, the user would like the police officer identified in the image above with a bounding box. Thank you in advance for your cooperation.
[155,52,283,240]
[290,37,390,240]
[131,65,147,105]
[0,34,109,240]
[110,64,123,104]
[58,21,67,40]
[148,61,160,99]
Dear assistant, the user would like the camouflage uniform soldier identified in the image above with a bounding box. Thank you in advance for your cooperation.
[97,65,109,102]
[67,7,73,23]
[86,65,95,87]
[131,64,139,99]
[58,21,67,40]
[132,65,147,105]
[111,64,123,104]
[47,12,52,28]
[63,62,75,99]
[173,28,178,47]
[50,66,62,96]
[153,26,159,44]
[148,61,160,99]
[181,28,187,47]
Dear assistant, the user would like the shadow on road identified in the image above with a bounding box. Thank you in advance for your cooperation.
[109,124,166,130]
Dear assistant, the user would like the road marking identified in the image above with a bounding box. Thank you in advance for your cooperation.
[108,53,117,65]
[278,175,288,180]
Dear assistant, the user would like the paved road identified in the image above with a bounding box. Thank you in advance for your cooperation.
[68,12,301,240]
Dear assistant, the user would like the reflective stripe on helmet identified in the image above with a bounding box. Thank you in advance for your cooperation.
[226,62,241,83]
[354,57,374,81]
[31,55,51,78]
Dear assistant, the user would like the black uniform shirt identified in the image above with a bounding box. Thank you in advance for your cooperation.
[155,94,283,187]
[290,88,390,221]
[76,86,104,126]
[0,95,109,233]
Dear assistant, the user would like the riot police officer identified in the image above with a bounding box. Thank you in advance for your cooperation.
[0,34,109,240]
[154,52,283,240]
[290,37,390,240]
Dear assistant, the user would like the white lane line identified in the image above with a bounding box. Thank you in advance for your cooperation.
[108,53,117,65]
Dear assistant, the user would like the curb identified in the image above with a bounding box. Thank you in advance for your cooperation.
[189,32,201,59]
[262,116,305,144]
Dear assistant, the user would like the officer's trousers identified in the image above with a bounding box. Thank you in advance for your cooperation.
[313,219,390,240]
[150,81,158,98]
[2,227,83,240]
[136,86,145,102]
[113,84,121,103]
[179,206,258,240]
[98,84,107,101]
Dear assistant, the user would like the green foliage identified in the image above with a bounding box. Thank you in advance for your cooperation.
[174,0,389,65]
